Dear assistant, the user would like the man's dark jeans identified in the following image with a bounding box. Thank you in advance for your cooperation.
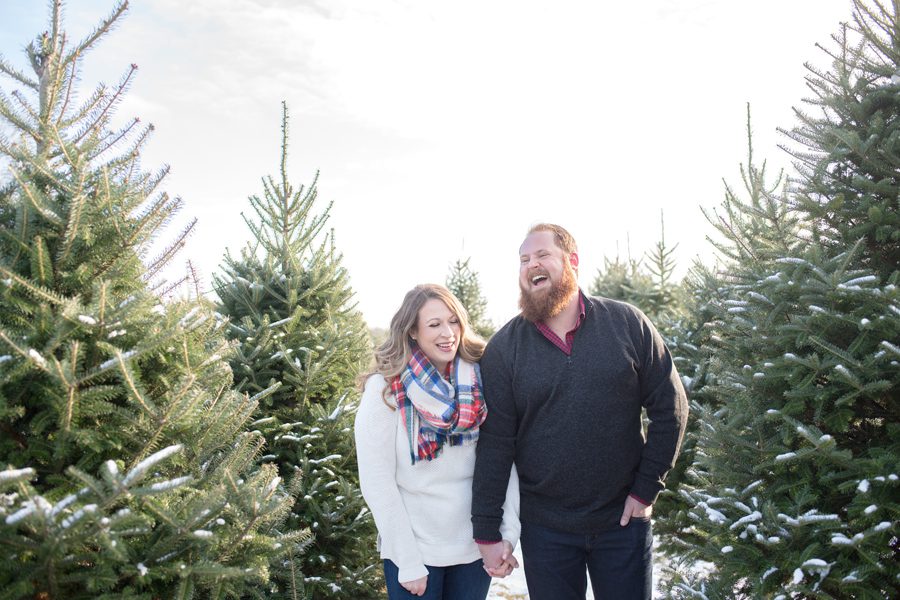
[382,558,491,600]
[520,518,653,600]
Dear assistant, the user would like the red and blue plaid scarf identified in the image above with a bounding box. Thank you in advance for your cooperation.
[391,346,486,464]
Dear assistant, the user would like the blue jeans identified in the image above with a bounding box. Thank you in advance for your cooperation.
[520,518,653,600]
[383,558,491,600]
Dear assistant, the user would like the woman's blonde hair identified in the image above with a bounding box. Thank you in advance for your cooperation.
[365,284,485,406]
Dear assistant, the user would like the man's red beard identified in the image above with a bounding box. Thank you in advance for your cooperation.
[518,261,578,323]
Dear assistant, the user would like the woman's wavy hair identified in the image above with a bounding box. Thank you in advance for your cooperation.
[364,284,485,407]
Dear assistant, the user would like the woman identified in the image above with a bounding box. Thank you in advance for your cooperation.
[355,284,520,599]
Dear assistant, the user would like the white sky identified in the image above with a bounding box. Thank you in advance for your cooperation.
[0,0,853,328]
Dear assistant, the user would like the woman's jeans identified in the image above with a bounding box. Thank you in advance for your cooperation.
[520,518,653,600]
[383,558,491,600]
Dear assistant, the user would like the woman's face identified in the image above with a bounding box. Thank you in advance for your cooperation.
[411,298,461,373]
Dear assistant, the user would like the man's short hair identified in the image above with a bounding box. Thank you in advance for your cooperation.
[527,223,577,254]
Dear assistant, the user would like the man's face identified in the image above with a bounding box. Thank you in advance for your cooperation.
[518,230,578,322]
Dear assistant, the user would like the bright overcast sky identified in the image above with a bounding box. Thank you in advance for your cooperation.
[1,0,853,328]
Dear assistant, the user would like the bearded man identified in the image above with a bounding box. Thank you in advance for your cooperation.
[471,223,688,600]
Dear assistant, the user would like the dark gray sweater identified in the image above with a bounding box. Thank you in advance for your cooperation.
[471,294,688,540]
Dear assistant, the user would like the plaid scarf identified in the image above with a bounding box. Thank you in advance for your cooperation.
[391,346,486,464]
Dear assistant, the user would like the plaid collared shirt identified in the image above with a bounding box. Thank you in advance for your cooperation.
[533,293,586,355]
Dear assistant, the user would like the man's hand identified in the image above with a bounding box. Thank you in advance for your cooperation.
[400,575,427,596]
[478,540,519,577]
[477,540,506,570]
[484,540,519,577]
[620,495,653,526]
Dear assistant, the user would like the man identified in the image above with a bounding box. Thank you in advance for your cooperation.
[472,223,688,599]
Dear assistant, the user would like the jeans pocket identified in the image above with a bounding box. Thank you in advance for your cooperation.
[630,515,652,524]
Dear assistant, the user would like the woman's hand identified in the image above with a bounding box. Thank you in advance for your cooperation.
[401,575,428,596]
[485,558,516,578]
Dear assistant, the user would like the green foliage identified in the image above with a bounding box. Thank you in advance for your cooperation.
[668,242,899,598]
[213,103,380,599]
[663,2,900,592]
[589,214,686,338]
[589,249,653,308]
[650,260,724,559]
[446,257,494,338]
[0,2,302,597]
[781,0,900,279]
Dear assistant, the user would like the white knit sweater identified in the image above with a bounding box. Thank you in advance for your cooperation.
[355,374,520,583]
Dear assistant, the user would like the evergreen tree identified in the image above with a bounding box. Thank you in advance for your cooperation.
[657,112,800,590]
[782,0,900,279]
[589,216,686,338]
[0,3,303,598]
[214,103,380,599]
[649,260,722,557]
[589,248,652,308]
[446,257,494,338]
[665,2,899,594]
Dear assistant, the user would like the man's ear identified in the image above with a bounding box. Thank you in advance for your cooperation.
[569,252,579,269]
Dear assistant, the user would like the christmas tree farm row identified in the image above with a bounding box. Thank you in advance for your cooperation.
[0,2,380,598]
[595,2,898,597]
[0,0,897,598]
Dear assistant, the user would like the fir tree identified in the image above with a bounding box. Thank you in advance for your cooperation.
[0,3,304,598]
[213,103,380,599]
[649,259,722,562]
[665,2,900,592]
[782,0,900,279]
[589,215,686,338]
[589,246,652,308]
[657,111,801,591]
[446,257,494,338]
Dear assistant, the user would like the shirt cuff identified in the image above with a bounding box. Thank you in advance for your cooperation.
[397,562,429,584]
[629,493,651,506]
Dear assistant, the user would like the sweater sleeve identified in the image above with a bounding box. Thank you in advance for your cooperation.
[472,336,518,542]
[354,376,428,583]
[499,463,521,550]
[630,311,689,504]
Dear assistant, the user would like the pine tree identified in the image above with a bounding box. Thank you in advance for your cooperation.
[650,260,724,563]
[0,3,304,598]
[782,0,900,279]
[657,112,802,591]
[665,2,900,593]
[589,248,652,308]
[213,103,380,599]
[589,216,686,338]
[446,257,494,338]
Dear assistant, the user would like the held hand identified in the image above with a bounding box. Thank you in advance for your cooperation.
[482,540,519,578]
[619,495,653,526]
[485,559,515,578]
[477,541,506,571]
[400,575,428,596]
